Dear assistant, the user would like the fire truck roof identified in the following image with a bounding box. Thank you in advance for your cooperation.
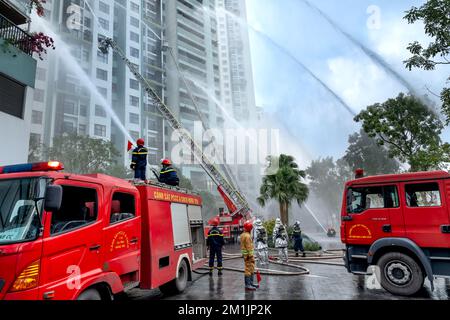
[347,170,450,186]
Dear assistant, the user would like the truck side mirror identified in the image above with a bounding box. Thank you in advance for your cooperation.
[44,185,62,212]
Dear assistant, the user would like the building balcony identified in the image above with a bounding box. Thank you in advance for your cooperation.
[0,12,36,87]
[0,0,29,26]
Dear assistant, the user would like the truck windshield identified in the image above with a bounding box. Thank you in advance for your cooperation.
[0,178,47,244]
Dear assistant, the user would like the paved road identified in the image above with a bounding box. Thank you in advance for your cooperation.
[127,245,450,300]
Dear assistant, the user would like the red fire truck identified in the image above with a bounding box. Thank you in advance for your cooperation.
[0,161,207,300]
[341,169,450,296]
[204,208,243,243]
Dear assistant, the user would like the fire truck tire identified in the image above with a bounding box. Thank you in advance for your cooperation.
[160,259,189,295]
[377,252,424,296]
[76,288,102,300]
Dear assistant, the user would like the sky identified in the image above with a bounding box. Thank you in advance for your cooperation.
[245,0,450,167]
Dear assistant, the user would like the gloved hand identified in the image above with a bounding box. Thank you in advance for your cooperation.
[130,164,136,170]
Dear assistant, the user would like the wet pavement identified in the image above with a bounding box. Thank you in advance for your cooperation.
[127,244,450,300]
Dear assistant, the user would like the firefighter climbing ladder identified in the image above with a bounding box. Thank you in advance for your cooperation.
[99,38,251,217]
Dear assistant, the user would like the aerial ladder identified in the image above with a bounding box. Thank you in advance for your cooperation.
[99,38,251,220]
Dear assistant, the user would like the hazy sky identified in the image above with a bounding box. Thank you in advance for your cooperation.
[245,0,448,165]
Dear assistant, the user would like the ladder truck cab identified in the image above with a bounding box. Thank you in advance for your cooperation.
[341,169,450,296]
[205,208,243,243]
[0,162,207,300]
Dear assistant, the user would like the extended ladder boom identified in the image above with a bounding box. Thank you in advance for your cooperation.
[99,38,251,218]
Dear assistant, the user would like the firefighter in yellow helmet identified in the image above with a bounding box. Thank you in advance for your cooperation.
[240,220,258,290]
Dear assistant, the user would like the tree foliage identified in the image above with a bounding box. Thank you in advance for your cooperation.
[306,157,352,218]
[404,0,450,123]
[354,93,448,171]
[343,129,400,175]
[258,154,309,226]
[45,134,122,174]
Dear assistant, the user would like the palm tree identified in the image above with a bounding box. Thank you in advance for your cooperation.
[257,154,309,226]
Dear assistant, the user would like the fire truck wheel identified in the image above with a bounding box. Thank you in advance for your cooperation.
[76,288,102,300]
[160,259,189,295]
[377,252,424,296]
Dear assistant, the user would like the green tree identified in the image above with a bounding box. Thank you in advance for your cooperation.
[355,93,447,171]
[306,157,353,219]
[45,134,121,174]
[404,0,450,123]
[257,154,309,226]
[343,129,400,175]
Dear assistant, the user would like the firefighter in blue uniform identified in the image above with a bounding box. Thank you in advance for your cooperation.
[130,138,148,181]
[207,217,224,276]
[158,159,179,186]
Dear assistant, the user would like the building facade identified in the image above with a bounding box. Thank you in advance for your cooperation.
[0,0,36,165]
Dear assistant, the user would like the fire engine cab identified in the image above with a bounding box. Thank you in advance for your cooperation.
[0,161,207,300]
[342,169,450,296]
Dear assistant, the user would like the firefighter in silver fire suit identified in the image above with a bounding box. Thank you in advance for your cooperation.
[253,218,269,266]
[273,218,289,262]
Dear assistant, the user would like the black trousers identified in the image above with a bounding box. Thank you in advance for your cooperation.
[209,246,223,270]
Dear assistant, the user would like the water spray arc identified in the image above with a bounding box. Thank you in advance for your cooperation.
[34,16,134,143]
[300,0,417,95]
[202,6,357,117]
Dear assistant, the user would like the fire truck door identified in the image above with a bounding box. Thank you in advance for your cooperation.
[345,185,393,245]
[40,181,103,298]
[103,191,140,279]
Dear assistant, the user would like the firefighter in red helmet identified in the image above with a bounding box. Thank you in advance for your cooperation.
[130,138,148,181]
[156,159,179,186]
[207,217,224,276]
[240,220,258,290]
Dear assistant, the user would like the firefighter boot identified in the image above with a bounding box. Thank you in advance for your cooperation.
[295,252,299,257]
[245,276,256,291]
[302,252,306,257]
[209,268,213,276]
[218,269,223,276]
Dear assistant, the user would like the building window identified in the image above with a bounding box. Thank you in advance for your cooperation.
[94,124,106,137]
[0,75,25,119]
[79,104,88,117]
[97,50,108,63]
[98,17,109,30]
[99,1,110,14]
[79,124,86,135]
[96,68,108,81]
[130,131,140,141]
[130,31,139,43]
[130,47,140,58]
[97,87,107,98]
[33,89,45,102]
[63,100,77,115]
[129,112,139,124]
[130,95,139,107]
[130,2,140,13]
[32,110,43,124]
[130,79,139,90]
[95,105,106,117]
[63,121,76,134]
[36,68,46,81]
[130,16,140,28]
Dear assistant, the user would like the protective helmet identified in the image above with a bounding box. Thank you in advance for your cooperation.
[210,217,220,226]
[254,219,263,227]
[161,159,172,166]
[294,220,300,226]
[275,218,281,225]
[243,220,253,232]
[137,138,145,146]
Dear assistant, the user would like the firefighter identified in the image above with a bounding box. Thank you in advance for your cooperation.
[253,218,269,266]
[273,218,289,262]
[207,217,224,276]
[130,138,148,181]
[292,221,305,257]
[157,159,179,186]
[241,220,258,291]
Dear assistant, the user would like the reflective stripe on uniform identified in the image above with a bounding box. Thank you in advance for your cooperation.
[160,169,175,174]
[208,234,224,237]
[132,152,148,155]
[241,250,254,255]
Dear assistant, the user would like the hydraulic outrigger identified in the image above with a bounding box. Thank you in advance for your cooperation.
[99,38,251,219]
